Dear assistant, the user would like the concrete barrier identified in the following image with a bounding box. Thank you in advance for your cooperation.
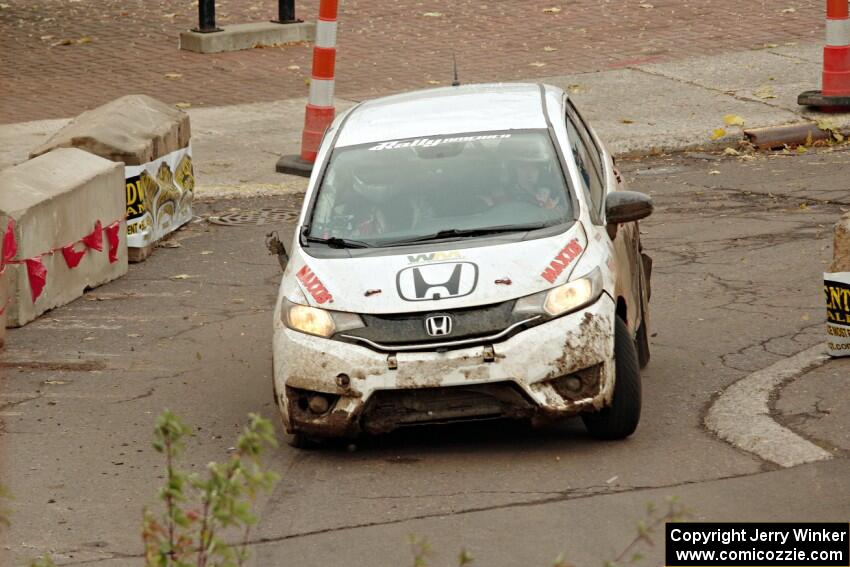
[0,148,127,327]
[31,94,194,263]
[0,232,6,347]
[825,213,850,357]
[831,212,850,272]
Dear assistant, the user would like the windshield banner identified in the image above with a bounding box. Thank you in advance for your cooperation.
[825,271,850,357]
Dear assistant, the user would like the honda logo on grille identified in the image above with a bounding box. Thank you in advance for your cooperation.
[396,262,479,301]
[424,314,453,337]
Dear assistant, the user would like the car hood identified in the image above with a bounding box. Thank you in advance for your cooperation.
[282,223,589,314]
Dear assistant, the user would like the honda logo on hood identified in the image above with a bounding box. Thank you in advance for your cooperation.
[396,262,478,301]
[424,314,453,337]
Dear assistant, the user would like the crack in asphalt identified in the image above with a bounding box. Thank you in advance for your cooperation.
[55,463,848,565]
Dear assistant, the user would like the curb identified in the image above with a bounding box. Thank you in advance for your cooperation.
[744,122,834,150]
[705,343,833,468]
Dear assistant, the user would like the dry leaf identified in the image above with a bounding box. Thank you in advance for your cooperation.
[529,61,546,67]
[175,102,192,109]
[163,12,177,18]
[709,170,721,175]
[723,114,745,127]
[620,118,634,124]
[639,3,654,8]
[567,84,583,94]
[798,202,809,210]
[781,7,796,13]
[422,11,443,17]
[711,128,727,140]
[200,250,214,255]
[427,80,441,85]
[752,85,776,99]
[723,147,740,156]
[796,145,808,154]
[164,73,183,79]
[543,46,557,52]
[170,274,193,280]
[77,36,93,44]
[0,3,10,8]
[286,64,300,70]
[816,118,837,131]
[543,6,562,13]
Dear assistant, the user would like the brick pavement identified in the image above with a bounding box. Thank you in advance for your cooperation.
[0,0,825,124]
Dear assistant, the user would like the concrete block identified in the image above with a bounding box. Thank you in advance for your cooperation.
[179,21,315,54]
[31,95,190,165]
[0,148,128,327]
[832,213,850,273]
[0,238,6,347]
[30,94,194,256]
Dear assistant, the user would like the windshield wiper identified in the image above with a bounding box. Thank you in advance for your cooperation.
[303,234,372,249]
[384,223,551,246]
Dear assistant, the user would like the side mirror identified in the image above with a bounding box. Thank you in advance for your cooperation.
[605,191,654,225]
[265,231,290,271]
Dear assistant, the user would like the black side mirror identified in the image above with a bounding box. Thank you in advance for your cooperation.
[605,191,654,225]
[265,231,290,271]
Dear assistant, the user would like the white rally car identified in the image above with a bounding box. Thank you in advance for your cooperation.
[269,83,653,447]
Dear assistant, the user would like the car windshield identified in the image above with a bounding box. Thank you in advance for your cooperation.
[305,130,574,247]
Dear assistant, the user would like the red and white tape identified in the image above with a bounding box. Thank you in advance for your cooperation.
[300,0,339,163]
[824,0,850,96]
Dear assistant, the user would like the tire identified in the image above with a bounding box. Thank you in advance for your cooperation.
[284,431,322,450]
[582,317,642,440]
[635,317,650,369]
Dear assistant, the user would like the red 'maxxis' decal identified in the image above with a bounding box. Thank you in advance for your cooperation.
[541,239,584,283]
[296,265,334,304]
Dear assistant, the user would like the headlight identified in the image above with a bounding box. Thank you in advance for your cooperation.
[286,303,336,337]
[545,277,595,315]
[514,267,603,317]
[281,299,364,338]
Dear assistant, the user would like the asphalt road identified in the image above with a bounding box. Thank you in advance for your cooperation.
[2,147,849,566]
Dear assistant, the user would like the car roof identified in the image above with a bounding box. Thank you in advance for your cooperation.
[335,83,556,148]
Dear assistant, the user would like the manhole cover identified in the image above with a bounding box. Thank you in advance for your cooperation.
[209,207,300,226]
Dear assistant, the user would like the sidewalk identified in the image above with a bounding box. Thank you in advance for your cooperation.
[0,0,824,124]
[2,40,849,196]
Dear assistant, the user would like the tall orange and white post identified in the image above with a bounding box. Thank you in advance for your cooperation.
[277,0,339,176]
[799,0,850,108]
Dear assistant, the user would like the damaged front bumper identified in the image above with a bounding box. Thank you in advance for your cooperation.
[272,295,616,438]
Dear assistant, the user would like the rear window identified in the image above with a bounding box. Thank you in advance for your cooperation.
[305,130,575,247]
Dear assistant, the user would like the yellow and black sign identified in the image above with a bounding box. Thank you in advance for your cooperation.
[126,174,147,220]
[825,280,850,326]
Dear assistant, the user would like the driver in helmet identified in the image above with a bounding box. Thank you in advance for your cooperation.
[481,137,563,210]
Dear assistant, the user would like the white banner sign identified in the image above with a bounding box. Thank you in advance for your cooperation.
[124,145,194,248]
[825,271,850,357]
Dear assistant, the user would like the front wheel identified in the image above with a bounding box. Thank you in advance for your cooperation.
[582,317,642,440]
[635,317,650,369]
[284,431,323,449]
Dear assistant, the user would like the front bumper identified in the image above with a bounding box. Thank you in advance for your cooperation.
[272,295,616,438]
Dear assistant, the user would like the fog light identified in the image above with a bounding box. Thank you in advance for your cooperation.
[563,377,582,392]
[336,373,350,388]
[308,395,330,414]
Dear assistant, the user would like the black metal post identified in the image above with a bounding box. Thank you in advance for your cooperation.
[273,0,302,24]
[194,0,221,33]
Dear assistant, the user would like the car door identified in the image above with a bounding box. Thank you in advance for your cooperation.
[565,101,646,335]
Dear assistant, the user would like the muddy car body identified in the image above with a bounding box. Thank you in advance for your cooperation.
[271,83,653,446]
